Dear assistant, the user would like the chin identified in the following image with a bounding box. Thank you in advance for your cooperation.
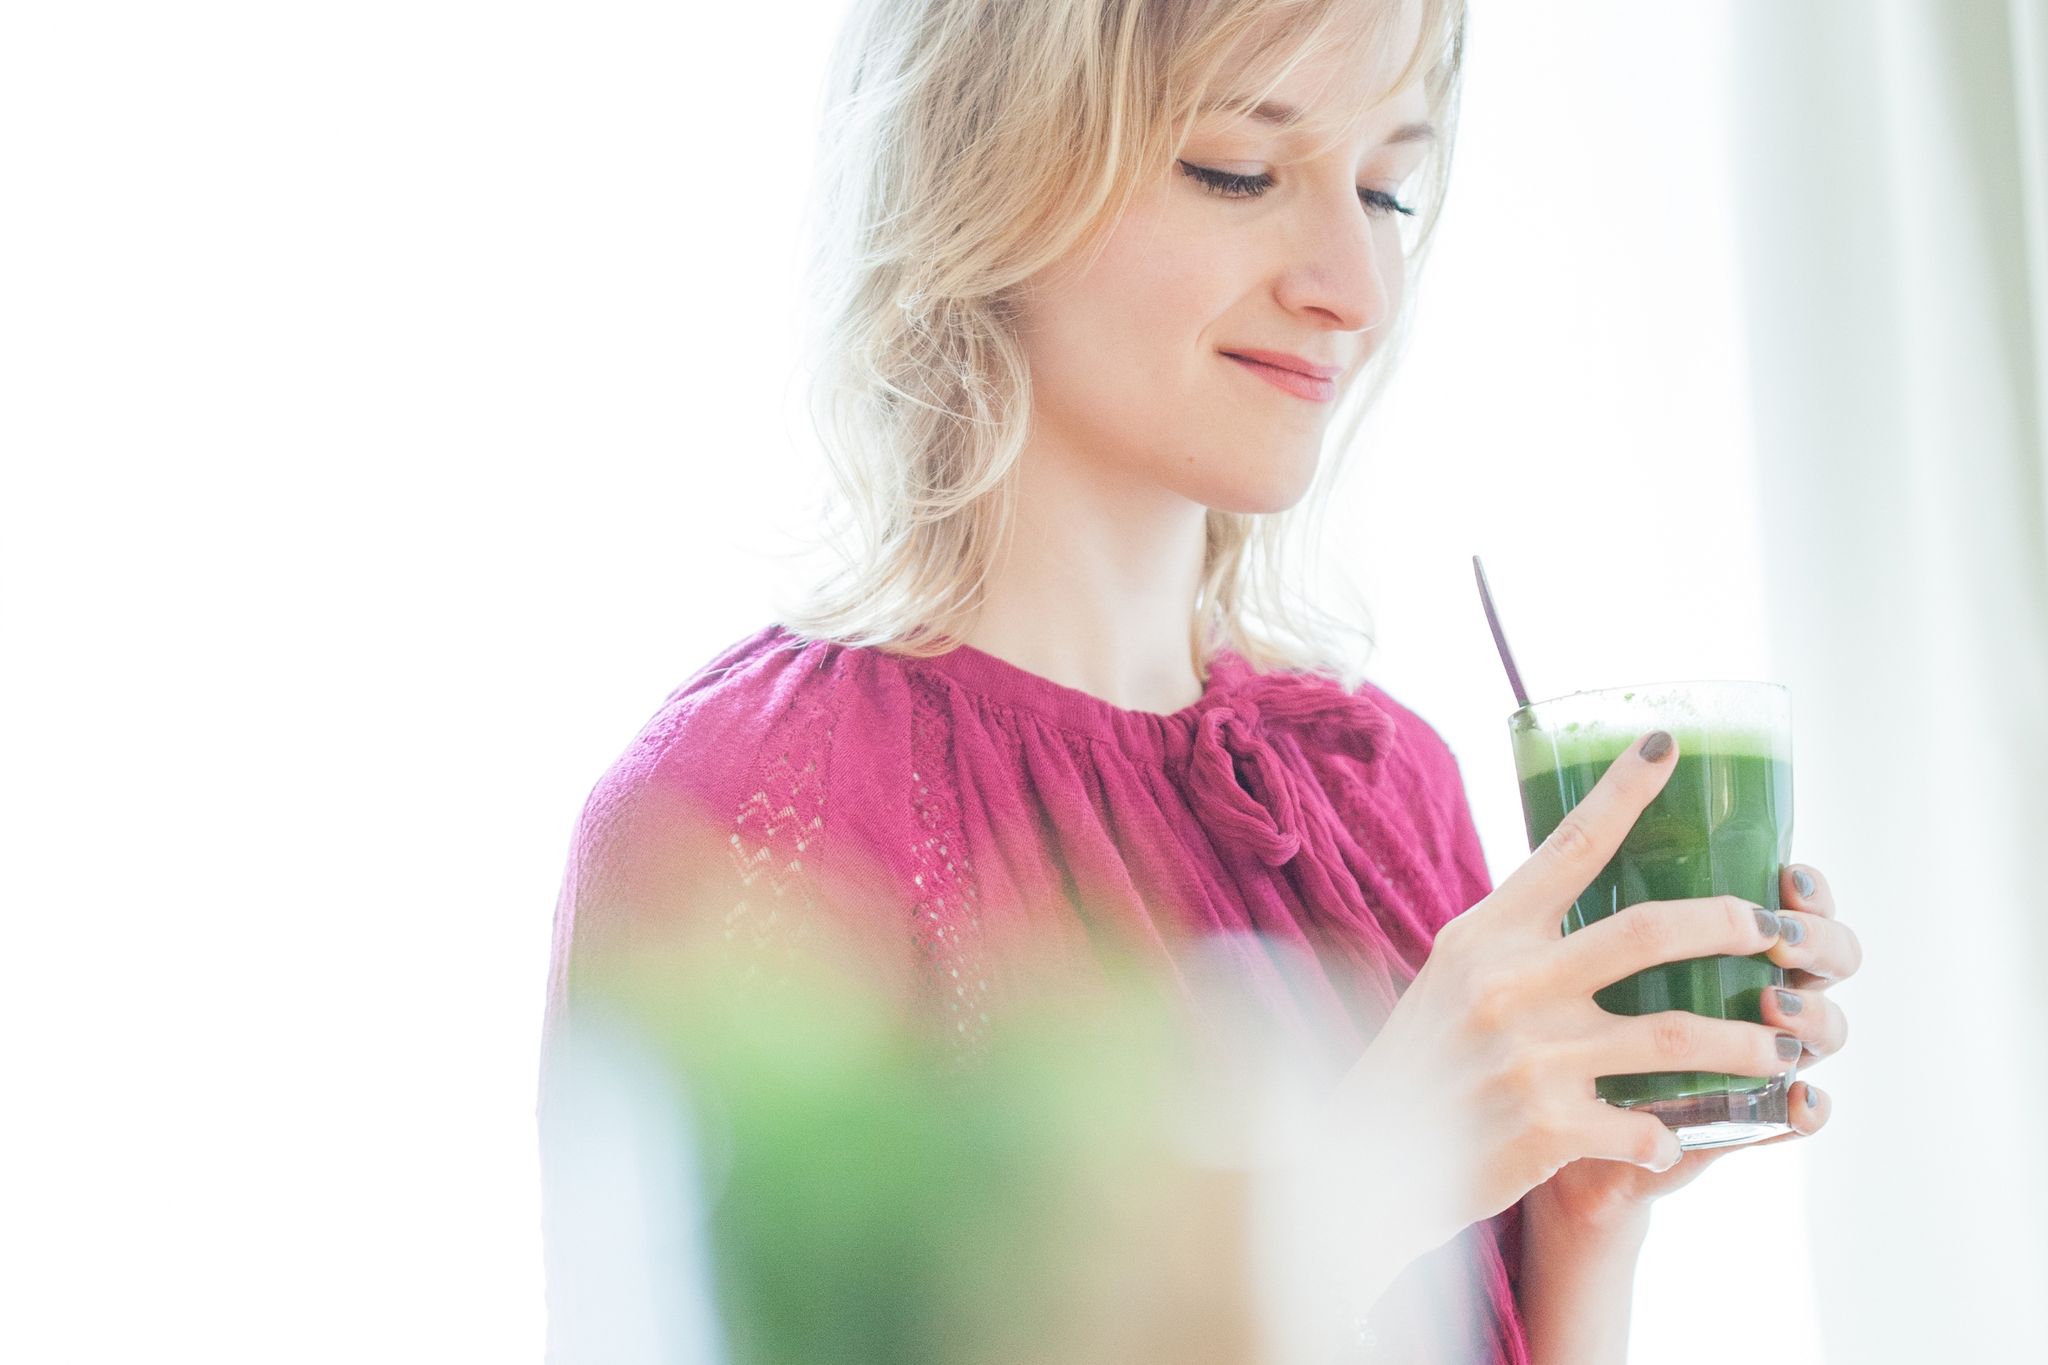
[1185,457,1320,517]
[1190,482,1315,518]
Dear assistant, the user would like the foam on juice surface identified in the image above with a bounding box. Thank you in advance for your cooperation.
[1508,682,1789,782]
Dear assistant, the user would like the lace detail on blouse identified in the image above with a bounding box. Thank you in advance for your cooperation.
[721,681,832,972]
[907,672,994,1050]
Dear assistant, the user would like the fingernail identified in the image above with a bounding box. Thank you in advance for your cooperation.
[1638,730,1673,762]
[1804,1082,1821,1109]
[1774,988,1803,1015]
[1792,868,1815,898]
[1754,907,1782,938]
[1779,916,1806,946]
[1776,1034,1802,1061]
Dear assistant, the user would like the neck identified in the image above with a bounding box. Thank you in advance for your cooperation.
[960,435,1210,715]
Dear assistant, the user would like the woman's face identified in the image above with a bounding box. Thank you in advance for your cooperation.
[1013,51,1435,516]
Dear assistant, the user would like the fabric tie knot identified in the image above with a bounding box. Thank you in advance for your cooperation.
[1184,669,1397,867]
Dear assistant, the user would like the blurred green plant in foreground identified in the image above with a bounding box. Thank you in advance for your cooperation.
[555,921,1277,1365]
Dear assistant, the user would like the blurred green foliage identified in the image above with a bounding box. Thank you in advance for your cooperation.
[579,937,1214,1365]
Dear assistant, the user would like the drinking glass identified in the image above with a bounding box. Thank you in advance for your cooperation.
[1509,681,1796,1149]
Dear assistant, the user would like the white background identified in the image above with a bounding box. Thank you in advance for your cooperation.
[4,3,1824,1360]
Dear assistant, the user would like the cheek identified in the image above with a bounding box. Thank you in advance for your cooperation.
[1114,210,1243,339]
[1060,201,1238,355]
[1380,225,1410,312]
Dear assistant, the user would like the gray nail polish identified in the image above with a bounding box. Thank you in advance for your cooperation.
[1776,1034,1802,1061]
[1754,907,1782,938]
[1804,1082,1820,1109]
[1780,916,1807,946]
[1774,988,1803,1014]
[1638,730,1673,762]
[1792,868,1816,898]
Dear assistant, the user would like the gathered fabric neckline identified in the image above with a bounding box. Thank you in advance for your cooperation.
[867,632,1401,868]
[899,634,1250,748]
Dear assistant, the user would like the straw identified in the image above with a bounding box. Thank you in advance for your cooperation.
[1471,555,1531,709]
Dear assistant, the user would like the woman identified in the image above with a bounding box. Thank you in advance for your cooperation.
[541,1,1861,1360]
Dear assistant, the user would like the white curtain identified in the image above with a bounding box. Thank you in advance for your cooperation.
[1730,1,2048,1359]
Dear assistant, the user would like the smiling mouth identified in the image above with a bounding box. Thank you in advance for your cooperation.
[1219,350,1343,380]
[1221,352,1339,403]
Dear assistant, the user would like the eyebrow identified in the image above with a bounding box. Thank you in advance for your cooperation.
[1203,97,1438,146]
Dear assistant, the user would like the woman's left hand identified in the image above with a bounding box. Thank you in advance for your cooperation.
[1524,861,1861,1232]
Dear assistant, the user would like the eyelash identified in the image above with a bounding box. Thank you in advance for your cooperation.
[1176,160,1416,217]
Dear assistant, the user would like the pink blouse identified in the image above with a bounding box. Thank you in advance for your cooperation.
[544,622,1529,1363]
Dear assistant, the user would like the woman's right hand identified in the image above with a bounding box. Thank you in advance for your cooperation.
[1319,728,1796,1263]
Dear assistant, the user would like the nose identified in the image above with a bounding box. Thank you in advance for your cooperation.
[1270,186,1401,337]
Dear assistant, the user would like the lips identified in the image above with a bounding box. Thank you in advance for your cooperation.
[1221,350,1340,403]
[1219,348,1343,381]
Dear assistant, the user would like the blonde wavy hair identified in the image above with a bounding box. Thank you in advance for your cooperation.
[773,0,1468,689]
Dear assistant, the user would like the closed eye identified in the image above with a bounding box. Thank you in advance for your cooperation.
[1176,160,1416,217]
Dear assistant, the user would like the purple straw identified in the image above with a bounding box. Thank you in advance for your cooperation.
[1472,555,1531,709]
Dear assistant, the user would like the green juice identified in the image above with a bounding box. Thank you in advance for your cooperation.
[1511,713,1793,1109]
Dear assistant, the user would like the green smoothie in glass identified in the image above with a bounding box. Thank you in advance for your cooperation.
[1508,681,1796,1149]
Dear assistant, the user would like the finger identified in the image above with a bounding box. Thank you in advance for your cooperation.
[1769,910,1863,983]
[1730,1079,1829,1151]
[1588,1007,1801,1082]
[1760,983,1849,1063]
[1781,863,1836,919]
[1790,1078,1827,1134]
[1579,1099,1683,1172]
[1498,729,1681,928]
[1558,894,1785,997]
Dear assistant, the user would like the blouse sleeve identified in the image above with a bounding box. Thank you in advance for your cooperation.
[537,682,781,1365]
[1435,740,1497,909]
[541,710,748,1050]
[539,639,923,1091]
[1352,682,1529,1323]
[1356,679,1498,920]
